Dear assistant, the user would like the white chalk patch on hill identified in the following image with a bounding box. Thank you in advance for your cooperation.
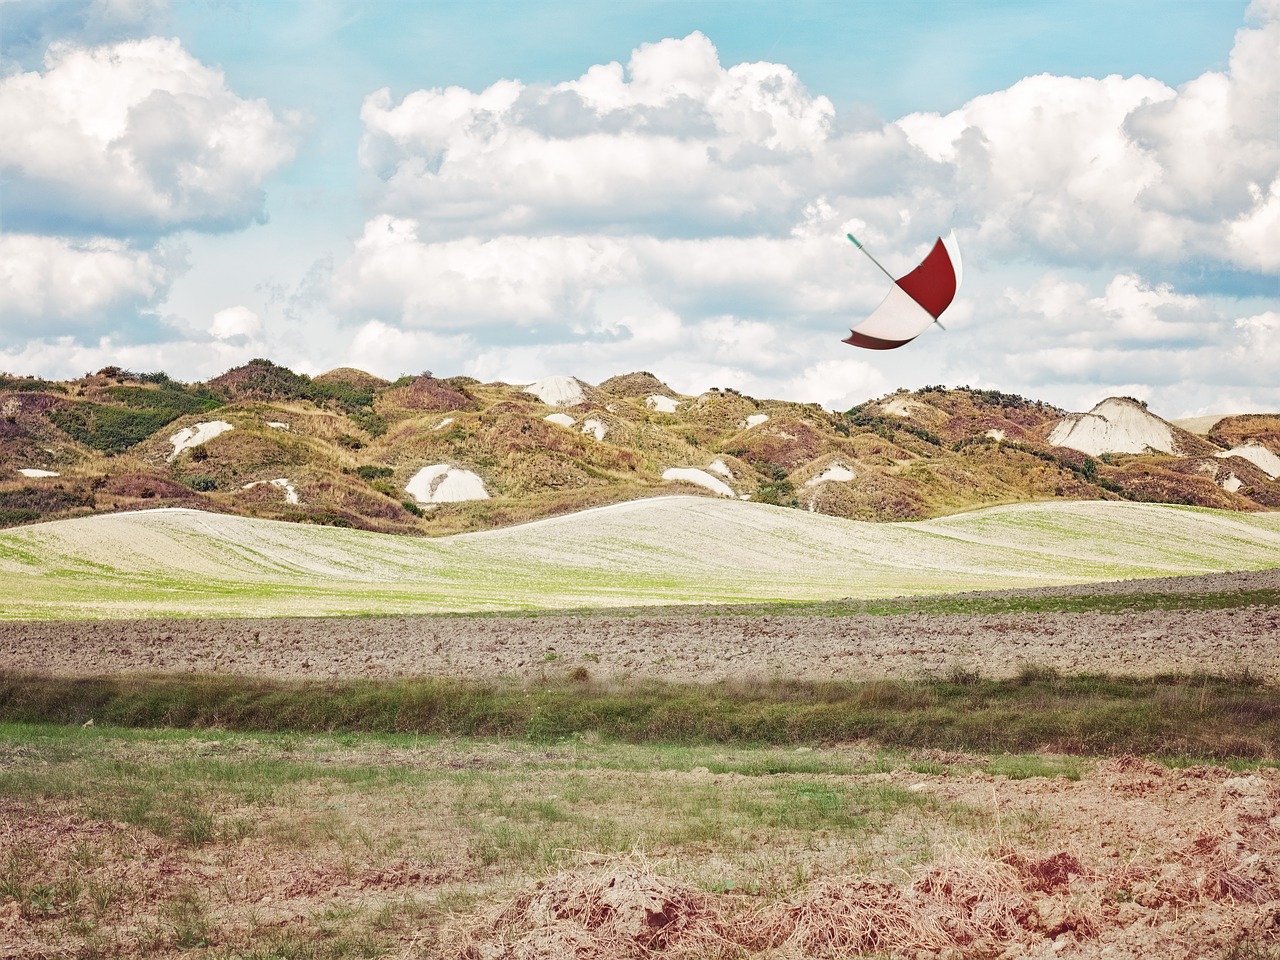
[645,395,680,413]
[169,421,233,460]
[662,468,734,497]
[805,463,855,487]
[1216,442,1280,479]
[243,478,300,504]
[406,464,490,503]
[1047,398,1176,456]
[525,376,586,407]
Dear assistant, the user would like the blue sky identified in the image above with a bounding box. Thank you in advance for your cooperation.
[1,0,1277,417]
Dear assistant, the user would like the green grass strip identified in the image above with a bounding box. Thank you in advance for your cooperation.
[1,670,1277,759]
[415,585,1280,620]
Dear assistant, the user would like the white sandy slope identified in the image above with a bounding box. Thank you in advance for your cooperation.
[2,497,1279,619]
[804,463,855,487]
[170,419,235,463]
[1047,398,1177,456]
[581,418,607,441]
[645,395,680,413]
[17,469,60,478]
[524,375,586,406]
[242,478,300,505]
[169,420,234,460]
[880,396,930,418]
[1217,442,1280,479]
[544,413,575,427]
[662,468,734,497]
[404,464,490,504]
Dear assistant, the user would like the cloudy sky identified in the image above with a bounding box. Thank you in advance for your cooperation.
[1,0,1277,417]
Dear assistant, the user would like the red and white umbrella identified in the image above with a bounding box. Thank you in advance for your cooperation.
[843,231,963,350]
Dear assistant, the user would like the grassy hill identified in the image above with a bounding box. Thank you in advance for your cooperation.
[3,496,1279,618]
[2,360,1278,534]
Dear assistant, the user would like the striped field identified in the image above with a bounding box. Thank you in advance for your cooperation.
[1,496,1279,619]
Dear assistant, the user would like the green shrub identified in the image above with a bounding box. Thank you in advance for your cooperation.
[0,509,39,527]
[49,382,223,453]
[350,410,387,437]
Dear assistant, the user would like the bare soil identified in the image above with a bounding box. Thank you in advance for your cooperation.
[3,569,1279,958]
[3,569,1279,682]
[1,750,1277,959]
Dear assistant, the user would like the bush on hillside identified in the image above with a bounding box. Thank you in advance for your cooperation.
[48,380,224,453]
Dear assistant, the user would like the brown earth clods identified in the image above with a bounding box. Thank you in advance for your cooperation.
[1,756,1277,959]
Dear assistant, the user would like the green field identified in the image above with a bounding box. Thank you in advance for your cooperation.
[2,496,1279,619]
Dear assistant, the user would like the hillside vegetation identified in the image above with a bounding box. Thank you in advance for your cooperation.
[2,361,1278,534]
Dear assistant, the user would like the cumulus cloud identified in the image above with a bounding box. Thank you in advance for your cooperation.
[329,213,877,333]
[345,320,474,378]
[8,11,1276,420]
[782,358,892,412]
[356,16,1278,279]
[331,216,635,327]
[208,306,264,342]
[1233,309,1280,359]
[359,32,838,238]
[0,36,298,237]
[326,16,1280,417]
[898,11,1279,272]
[0,232,175,335]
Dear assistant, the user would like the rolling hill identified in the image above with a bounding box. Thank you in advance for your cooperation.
[2,360,1278,535]
[3,496,1279,618]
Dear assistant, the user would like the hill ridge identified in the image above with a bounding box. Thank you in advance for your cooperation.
[2,363,1278,534]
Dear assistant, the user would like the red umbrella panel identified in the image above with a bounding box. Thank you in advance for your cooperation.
[843,232,962,350]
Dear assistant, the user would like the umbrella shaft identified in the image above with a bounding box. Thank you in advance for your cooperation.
[847,234,896,284]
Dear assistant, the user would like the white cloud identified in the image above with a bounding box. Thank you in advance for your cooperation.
[900,73,1182,262]
[0,36,298,236]
[343,18,1277,325]
[1226,178,1280,271]
[209,305,263,341]
[783,358,891,411]
[1233,310,1280,359]
[331,216,634,327]
[8,12,1277,422]
[359,32,835,238]
[345,320,473,377]
[1086,274,1209,341]
[897,13,1279,271]
[0,232,172,328]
